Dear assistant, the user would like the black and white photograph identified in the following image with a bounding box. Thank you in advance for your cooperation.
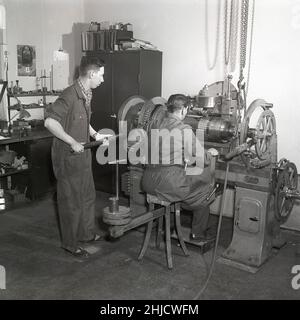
[17,44,36,77]
[0,0,299,310]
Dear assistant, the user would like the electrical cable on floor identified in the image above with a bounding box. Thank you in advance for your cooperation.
[193,161,230,300]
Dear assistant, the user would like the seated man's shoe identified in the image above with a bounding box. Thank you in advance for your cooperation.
[67,247,90,258]
[190,231,215,242]
[86,233,106,243]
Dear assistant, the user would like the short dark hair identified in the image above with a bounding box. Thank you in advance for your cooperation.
[167,94,188,113]
[79,56,105,76]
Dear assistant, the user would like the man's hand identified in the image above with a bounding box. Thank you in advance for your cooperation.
[102,137,109,146]
[70,141,84,153]
[94,133,113,147]
[93,133,113,141]
[207,148,219,157]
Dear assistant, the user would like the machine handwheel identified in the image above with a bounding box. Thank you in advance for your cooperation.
[255,110,276,160]
[274,161,298,223]
[239,99,276,168]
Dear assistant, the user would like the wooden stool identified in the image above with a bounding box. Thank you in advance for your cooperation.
[138,194,189,269]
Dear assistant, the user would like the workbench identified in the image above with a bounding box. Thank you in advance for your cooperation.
[0,128,55,205]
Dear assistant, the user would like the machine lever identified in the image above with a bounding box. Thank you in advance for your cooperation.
[83,140,105,149]
[83,133,120,149]
[70,134,120,153]
[224,142,249,160]
[206,183,220,201]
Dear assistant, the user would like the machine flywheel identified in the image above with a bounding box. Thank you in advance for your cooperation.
[274,160,298,223]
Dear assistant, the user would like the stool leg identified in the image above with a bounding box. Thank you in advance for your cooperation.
[138,220,153,260]
[175,203,189,256]
[156,217,163,249]
[165,206,173,269]
[138,202,154,260]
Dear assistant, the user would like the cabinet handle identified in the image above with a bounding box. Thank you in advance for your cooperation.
[110,114,117,118]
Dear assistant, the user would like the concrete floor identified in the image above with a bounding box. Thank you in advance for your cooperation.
[0,192,299,300]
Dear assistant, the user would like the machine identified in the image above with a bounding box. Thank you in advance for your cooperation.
[101,75,300,273]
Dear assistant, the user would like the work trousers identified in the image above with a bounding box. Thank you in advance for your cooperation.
[191,206,210,236]
[55,150,96,253]
[142,166,213,235]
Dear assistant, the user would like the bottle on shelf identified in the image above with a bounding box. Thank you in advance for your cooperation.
[13,80,22,94]
[36,77,41,92]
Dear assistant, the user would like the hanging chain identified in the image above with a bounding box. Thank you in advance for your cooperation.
[240,0,249,78]
[245,0,255,95]
[229,0,239,73]
[238,0,249,116]
[224,0,231,66]
[224,0,240,74]
[205,0,221,70]
[205,0,255,100]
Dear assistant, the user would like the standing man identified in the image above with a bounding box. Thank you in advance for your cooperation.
[45,56,106,257]
[142,94,218,241]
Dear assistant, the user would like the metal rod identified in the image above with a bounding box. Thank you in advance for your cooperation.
[116,159,119,200]
[50,65,53,91]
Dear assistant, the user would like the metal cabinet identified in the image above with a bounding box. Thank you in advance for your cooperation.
[86,50,162,193]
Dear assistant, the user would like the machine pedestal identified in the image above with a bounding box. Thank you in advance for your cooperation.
[217,256,261,273]
[217,186,280,273]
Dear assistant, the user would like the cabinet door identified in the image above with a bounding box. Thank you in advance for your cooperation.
[89,53,115,193]
[139,50,162,98]
[90,52,113,130]
[90,52,141,194]
[112,52,140,125]
[87,51,162,194]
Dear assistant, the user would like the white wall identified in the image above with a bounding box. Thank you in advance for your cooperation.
[247,0,300,169]
[2,0,84,119]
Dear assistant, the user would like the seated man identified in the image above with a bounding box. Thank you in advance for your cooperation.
[141,94,218,241]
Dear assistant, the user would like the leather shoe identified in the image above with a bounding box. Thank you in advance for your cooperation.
[68,247,90,258]
[190,231,215,242]
[86,233,105,243]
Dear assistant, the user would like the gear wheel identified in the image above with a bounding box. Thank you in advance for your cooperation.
[274,161,298,223]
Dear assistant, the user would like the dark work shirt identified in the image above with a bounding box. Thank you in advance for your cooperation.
[45,81,91,169]
[153,113,209,166]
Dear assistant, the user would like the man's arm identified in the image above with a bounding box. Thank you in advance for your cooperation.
[89,124,113,143]
[89,125,98,139]
[45,118,84,153]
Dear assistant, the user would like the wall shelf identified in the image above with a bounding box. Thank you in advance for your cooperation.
[7,91,62,122]
[9,104,49,110]
[7,91,62,98]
